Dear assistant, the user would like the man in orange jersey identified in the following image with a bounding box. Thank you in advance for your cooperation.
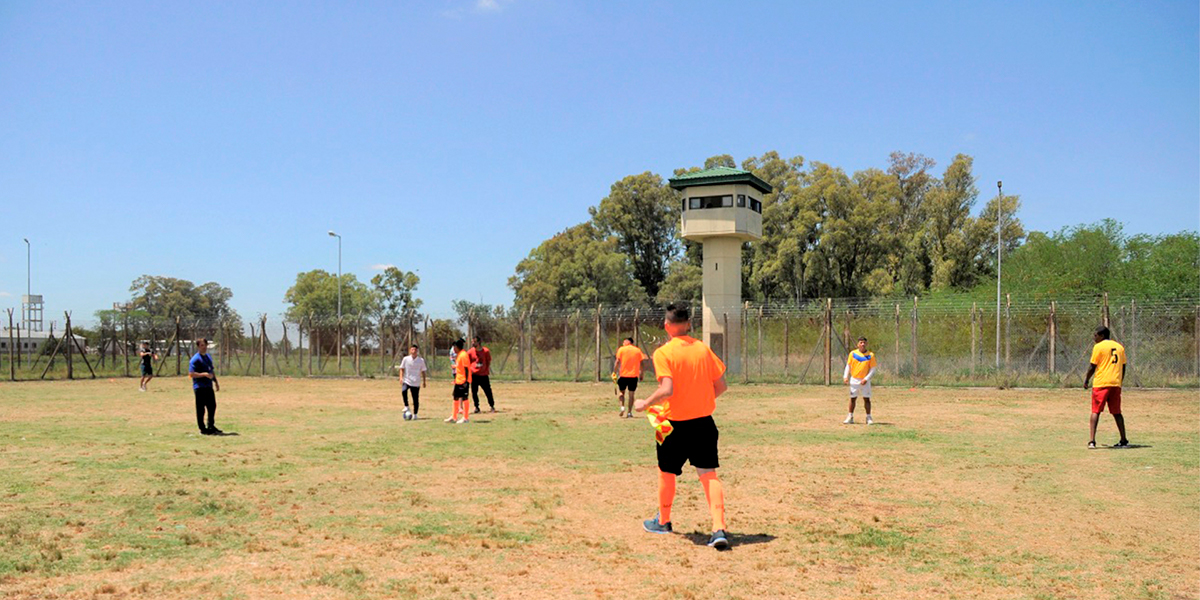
[634,305,730,550]
[612,337,648,418]
[1084,325,1129,449]
[445,339,472,424]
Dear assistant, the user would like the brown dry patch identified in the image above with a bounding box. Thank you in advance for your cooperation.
[0,378,1196,599]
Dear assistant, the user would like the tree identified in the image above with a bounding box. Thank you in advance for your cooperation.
[283,270,375,322]
[129,275,239,320]
[371,267,422,322]
[742,151,814,301]
[588,172,680,298]
[451,300,509,342]
[509,222,645,308]
[656,261,702,305]
[924,154,984,290]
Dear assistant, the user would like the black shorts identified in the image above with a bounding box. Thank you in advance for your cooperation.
[617,377,638,392]
[452,383,469,399]
[141,364,153,376]
[656,415,719,475]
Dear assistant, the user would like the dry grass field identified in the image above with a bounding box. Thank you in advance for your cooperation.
[0,377,1196,599]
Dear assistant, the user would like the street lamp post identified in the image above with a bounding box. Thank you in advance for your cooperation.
[995,181,1003,370]
[328,231,342,321]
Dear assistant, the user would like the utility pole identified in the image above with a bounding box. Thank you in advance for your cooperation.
[995,180,1003,369]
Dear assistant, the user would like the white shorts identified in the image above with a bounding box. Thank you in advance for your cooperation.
[849,379,871,398]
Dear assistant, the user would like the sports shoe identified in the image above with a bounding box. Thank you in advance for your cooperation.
[444,417,456,423]
[208,427,224,435]
[1088,441,1097,449]
[473,407,481,414]
[866,415,874,425]
[643,515,672,534]
[707,530,730,549]
[843,415,854,424]
[488,407,496,413]
[1115,439,1130,448]
[456,418,467,424]
[619,409,626,418]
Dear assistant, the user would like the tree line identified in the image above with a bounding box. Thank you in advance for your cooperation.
[508,151,1197,308]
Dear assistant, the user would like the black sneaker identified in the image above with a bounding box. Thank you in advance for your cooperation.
[707,529,730,549]
[642,515,672,534]
[208,427,224,436]
[473,407,481,414]
[200,428,214,435]
[1116,439,1130,448]
[1087,441,1096,449]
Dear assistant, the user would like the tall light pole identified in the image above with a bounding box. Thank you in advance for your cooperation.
[995,180,1003,369]
[23,238,30,335]
[328,231,342,321]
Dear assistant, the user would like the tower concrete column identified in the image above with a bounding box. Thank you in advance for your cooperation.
[701,237,743,372]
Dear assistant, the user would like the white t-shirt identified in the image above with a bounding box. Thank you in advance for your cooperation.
[399,356,427,387]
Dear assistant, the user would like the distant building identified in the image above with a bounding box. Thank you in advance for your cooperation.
[0,329,86,354]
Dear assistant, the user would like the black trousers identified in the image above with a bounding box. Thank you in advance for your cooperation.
[402,383,421,414]
[471,375,494,409]
[194,387,216,432]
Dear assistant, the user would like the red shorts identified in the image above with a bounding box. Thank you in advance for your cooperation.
[1091,387,1122,415]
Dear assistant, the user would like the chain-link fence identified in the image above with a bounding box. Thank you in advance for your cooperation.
[4,294,1198,387]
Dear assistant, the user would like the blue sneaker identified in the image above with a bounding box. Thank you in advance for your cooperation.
[642,515,672,534]
[707,529,729,549]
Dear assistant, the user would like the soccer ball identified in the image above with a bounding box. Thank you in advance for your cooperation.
[403,409,413,421]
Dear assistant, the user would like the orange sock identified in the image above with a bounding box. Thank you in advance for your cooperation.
[452,400,461,419]
[699,471,725,531]
[658,470,676,524]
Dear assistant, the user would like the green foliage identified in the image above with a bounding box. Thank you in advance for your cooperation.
[128,276,239,321]
[283,270,376,322]
[370,267,422,321]
[588,172,680,298]
[994,220,1198,298]
[655,261,702,305]
[509,223,645,308]
[450,300,509,342]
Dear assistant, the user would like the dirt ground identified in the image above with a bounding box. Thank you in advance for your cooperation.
[0,377,1196,599]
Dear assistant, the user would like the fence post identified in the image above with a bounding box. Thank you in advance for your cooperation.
[355,313,362,377]
[757,306,764,379]
[1102,292,1110,328]
[261,316,268,376]
[379,316,386,376]
[823,298,832,386]
[297,318,304,377]
[336,317,343,372]
[309,313,315,376]
[1195,306,1199,381]
[574,310,581,382]
[7,309,14,381]
[594,304,602,382]
[1049,301,1058,374]
[783,314,790,379]
[123,310,130,377]
[1004,293,1011,369]
[911,297,918,376]
[563,314,569,378]
[527,306,535,382]
[66,313,75,380]
[842,309,851,358]
[174,316,181,376]
[741,302,748,382]
[894,303,900,373]
[971,302,977,376]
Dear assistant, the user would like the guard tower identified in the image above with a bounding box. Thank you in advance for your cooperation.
[669,167,771,374]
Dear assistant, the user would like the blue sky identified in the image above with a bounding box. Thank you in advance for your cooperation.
[1,0,1197,325]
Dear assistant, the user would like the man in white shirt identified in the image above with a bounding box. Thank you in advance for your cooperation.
[398,344,428,419]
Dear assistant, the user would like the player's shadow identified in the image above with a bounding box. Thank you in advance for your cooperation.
[682,531,775,550]
[210,431,239,437]
[1101,444,1150,450]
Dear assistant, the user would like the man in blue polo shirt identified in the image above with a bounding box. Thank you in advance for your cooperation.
[189,338,222,435]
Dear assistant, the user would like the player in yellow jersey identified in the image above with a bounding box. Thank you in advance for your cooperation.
[1083,326,1128,449]
[843,337,877,425]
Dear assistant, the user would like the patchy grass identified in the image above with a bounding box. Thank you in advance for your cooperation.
[0,377,1196,599]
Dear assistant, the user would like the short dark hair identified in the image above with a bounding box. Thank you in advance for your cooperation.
[472,335,482,343]
[1095,326,1111,340]
[665,304,690,324]
[196,337,208,344]
[858,337,867,342]
[410,344,419,350]
[452,339,465,351]
[623,337,634,344]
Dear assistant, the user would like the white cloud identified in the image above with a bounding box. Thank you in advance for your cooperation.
[0,292,11,297]
[371,264,396,271]
[441,0,510,18]
[476,0,501,11]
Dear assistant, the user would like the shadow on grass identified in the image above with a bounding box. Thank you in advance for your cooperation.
[1100,444,1151,450]
[682,531,776,551]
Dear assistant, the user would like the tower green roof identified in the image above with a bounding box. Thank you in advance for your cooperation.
[668,167,773,194]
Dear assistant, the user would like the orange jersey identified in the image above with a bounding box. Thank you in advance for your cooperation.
[651,335,726,421]
[454,351,472,385]
[615,344,648,378]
